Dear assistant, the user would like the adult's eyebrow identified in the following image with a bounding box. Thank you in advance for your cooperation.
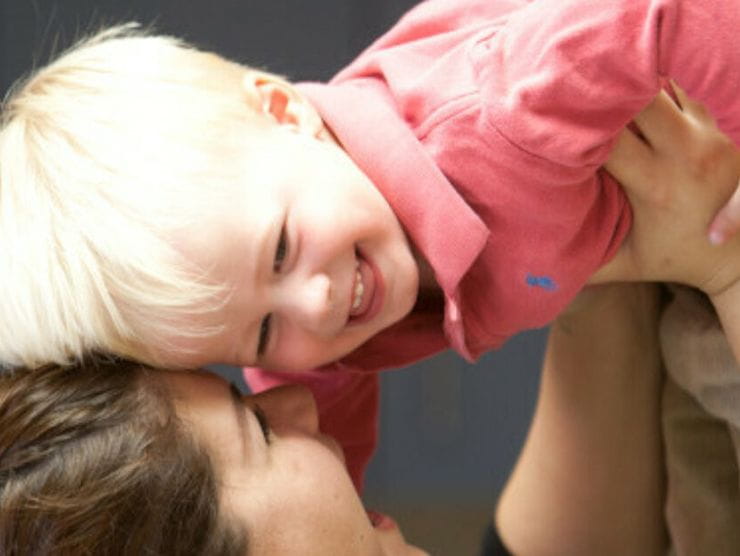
[229,383,249,461]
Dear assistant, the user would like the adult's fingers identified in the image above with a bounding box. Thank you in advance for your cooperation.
[604,127,656,203]
[631,89,685,150]
[670,80,713,122]
[708,179,740,245]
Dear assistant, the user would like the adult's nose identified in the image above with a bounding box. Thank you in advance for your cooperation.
[246,384,319,436]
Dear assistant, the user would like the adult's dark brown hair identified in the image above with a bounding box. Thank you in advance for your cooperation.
[0,359,247,555]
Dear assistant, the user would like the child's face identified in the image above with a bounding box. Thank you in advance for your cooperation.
[167,95,420,371]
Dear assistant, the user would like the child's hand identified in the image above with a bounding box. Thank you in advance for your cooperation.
[596,85,740,292]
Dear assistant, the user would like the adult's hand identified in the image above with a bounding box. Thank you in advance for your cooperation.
[597,86,740,363]
[593,85,740,292]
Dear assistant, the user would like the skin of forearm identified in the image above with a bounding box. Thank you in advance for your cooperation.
[709,286,740,365]
[496,284,667,555]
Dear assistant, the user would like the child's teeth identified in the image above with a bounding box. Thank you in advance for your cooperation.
[352,269,364,311]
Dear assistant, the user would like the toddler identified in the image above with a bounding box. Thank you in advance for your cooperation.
[1,0,739,484]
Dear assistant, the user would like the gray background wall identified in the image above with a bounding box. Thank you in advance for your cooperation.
[0,2,546,553]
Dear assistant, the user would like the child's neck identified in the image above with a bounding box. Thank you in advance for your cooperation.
[412,245,444,313]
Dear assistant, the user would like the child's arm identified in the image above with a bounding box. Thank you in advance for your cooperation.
[512,0,740,360]
[486,0,740,154]
[496,283,666,554]
[418,0,740,339]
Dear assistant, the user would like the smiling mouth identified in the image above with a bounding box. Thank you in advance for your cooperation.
[348,250,381,323]
[351,268,365,312]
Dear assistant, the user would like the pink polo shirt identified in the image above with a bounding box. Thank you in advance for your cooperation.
[245,0,740,488]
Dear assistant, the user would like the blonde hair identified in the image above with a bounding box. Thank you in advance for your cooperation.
[0,24,269,367]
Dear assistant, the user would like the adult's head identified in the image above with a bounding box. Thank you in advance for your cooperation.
[0,24,418,371]
[0,360,425,555]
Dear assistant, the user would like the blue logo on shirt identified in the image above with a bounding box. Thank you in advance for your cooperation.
[525,274,557,291]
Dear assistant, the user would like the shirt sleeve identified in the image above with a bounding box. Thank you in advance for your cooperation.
[242,366,378,491]
[479,0,740,164]
[448,0,740,339]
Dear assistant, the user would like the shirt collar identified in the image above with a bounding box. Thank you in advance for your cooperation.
[299,80,489,301]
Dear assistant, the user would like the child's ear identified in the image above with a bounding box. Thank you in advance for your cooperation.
[242,72,323,137]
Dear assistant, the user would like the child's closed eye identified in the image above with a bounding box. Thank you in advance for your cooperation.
[258,222,288,358]
[273,223,287,272]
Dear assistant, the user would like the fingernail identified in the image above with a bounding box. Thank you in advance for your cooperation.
[709,229,725,245]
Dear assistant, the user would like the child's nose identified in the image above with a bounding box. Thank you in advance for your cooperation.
[281,272,338,335]
[247,384,318,436]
